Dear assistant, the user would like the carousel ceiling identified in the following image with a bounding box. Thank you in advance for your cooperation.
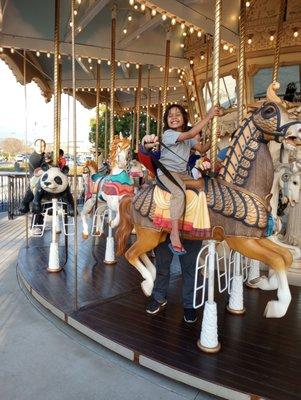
[0,0,300,111]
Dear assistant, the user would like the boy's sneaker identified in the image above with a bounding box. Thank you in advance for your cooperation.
[183,308,197,324]
[146,297,167,315]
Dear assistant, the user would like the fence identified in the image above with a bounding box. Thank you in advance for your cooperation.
[0,172,84,220]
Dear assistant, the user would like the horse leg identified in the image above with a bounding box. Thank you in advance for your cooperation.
[81,198,94,239]
[225,237,291,318]
[95,201,107,235]
[140,253,156,281]
[252,238,293,290]
[125,226,165,296]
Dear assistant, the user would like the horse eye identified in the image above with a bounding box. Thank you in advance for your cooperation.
[261,105,276,119]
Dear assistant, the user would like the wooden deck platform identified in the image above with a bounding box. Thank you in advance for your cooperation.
[16,226,301,400]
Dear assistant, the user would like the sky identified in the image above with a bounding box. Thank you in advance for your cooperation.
[0,60,95,152]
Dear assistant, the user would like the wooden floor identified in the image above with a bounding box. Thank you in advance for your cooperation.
[15,226,301,400]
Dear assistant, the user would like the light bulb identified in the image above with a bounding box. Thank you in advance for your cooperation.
[189,26,194,34]
[136,64,139,69]
[126,62,130,68]
[293,28,299,38]
[98,59,101,64]
[88,57,92,63]
[180,43,184,48]
[151,8,157,16]
[197,31,202,37]
[162,13,167,21]
[129,0,134,5]
[36,51,40,57]
[128,15,132,21]
[190,59,194,65]
[171,17,176,25]
[246,1,250,7]
[182,31,187,37]
[223,44,229,50]
[140,3,146,11]
[117,61,121,66]
[180,22,185,30]
[123,28,127,34]
[107,60,111,65]
[47,52,51,58]
[159,66,163,71]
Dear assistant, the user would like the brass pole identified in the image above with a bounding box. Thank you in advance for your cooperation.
[146,65,151,135]
[210,0,222,171]
[71,0,78,311]
[184,82,194,124]
[156,89,162,136]
[57,62,62,152]
[23,49,29,248]
[238,0,246,125]
[110,5,117,144]
[53,0,60,166]
[95,63,100,167]
[191,63,203,118]
[135,66,142,152]
[104,102,108,160]
[272,0,287,83]
[204,37,211,113]
[161,30,171,138]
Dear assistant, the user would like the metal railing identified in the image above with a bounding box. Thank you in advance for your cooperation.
[0,172,84,220]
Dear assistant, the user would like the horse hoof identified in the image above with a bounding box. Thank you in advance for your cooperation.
[82,233,89,239]
[264,300,290,318]
[141,280,153,297]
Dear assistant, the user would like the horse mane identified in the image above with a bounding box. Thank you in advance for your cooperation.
[85,160,98,171]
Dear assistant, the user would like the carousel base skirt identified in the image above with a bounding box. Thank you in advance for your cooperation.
[17,240,301,400]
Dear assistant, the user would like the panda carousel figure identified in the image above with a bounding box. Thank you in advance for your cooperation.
[31,162,75,272]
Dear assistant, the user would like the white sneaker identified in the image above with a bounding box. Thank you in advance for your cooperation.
[31,227,42,236]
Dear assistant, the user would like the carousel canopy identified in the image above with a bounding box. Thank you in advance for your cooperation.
[0,0,300,112]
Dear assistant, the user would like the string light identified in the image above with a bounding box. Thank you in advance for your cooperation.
[169,67,172,72]
[126,62,130,68]
[140,2,146,11]
[88,57,92,63]
[58,54,61,59]
[191,96,195,101]
[129,0,134,5]
[200,53,205,60]
[78,56,82,61]
[247,34,253,44]
[10,48,15,53]
[117,61,121,66]
[98,59,101,64]
[77,0,81,3]
[89,66,92,70]
[180,22,185,30]
[0,47,3,52]
[159,66,164,71]
[189,59,194,65]
[128,15,132,21]
[171,17,176,25]
[78,27,82,32]
[134,4,138,9]
[177,68,181,73]
[246,1,250,6]
[36,51,40,57]
[151,8,157,16]
[136,64,139,69]
[188,81,192,85]
[189,26,194,34]
[197,31,202,37]
[74,10,78,16]
[47,52,51,58]
[123,28,127,34]
[182,31,187,37]
[107,60,111,65]
[162,13,167,21]
[229,47,234,53]
[174,86,176,91]
[223,43,229,51]
[293,28,299,38]
[269,31,275,41]
[180,43,184,48]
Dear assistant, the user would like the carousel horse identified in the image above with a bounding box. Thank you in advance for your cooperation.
[81,134,134,238]
[116,82,301,318]
[128,159,144,191]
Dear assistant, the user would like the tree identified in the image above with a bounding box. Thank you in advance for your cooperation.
[0,138,26,155]
[89,107,157,152]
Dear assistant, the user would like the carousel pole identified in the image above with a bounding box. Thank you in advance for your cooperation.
[48,0,62,273]
[156,89,162,136]
[23,50,29,249]
[135,65,142,153]
[146,66,151,135]
[161,30,171,139]
[272,0,287,83]
[71,0,78,310]
[95,63,100,167]
[104,101,108,160]
[109,4,117,145]
[104,4,117,265]
[197,0,222,354]
[227,0,247,315]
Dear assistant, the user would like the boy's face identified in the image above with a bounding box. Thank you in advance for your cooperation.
[34,140,46,154]
[167,107,184,131]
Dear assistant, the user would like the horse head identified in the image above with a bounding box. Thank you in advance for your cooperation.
[110,134,132,171]
[276,162,301,207]
[82,160,98,176]
[129,159,144,178]
[252,82,301,146]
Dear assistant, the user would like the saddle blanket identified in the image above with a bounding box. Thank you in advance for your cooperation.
[152,186,211,238]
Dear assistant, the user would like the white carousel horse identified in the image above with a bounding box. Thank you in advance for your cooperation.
[81,134,134,238]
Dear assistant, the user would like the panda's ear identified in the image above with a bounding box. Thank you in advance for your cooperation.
[61,166,69,175]
[41,163,50,171]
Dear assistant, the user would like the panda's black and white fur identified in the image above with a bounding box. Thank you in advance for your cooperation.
[32,165,75,215]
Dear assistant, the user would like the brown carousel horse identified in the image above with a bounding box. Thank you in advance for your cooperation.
[116,83,301,318]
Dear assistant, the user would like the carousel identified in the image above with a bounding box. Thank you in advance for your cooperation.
[1,0,301,399]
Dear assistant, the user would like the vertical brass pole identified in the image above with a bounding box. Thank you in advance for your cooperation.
[110,5,117,144]
[104,102,108,160]
[23,50,29,248]
[161,30,171,139]
[53,0,60,166]
[135,66,142,152]
[238,0,246,125]
[156,89,162,136]
[210,0,222,171]
[146,65,151,135]
[204,37,211,113]
[95,63,100,167]
[184,82,194,124]
[58,62,62,151]
[71,0,78,311]
[191,63,203,118]
[272,0,287,83]
[67,94,70,160]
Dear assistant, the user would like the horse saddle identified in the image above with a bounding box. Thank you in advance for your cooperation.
[133,184,211,237]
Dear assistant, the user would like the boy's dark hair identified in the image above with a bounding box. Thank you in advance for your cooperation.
[59,149,64,156]
[163,104,189,132]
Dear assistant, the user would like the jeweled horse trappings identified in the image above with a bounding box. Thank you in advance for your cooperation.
[116,83,301,318]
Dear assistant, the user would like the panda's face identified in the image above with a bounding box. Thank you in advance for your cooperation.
[40,167,69,194]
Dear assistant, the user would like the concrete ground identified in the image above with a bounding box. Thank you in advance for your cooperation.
[0,215,220,400]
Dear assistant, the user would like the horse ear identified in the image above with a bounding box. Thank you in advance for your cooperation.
[119,132,123,139]
[128,134,132,142]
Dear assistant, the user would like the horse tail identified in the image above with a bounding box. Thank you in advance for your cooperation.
[116,195,134,256]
